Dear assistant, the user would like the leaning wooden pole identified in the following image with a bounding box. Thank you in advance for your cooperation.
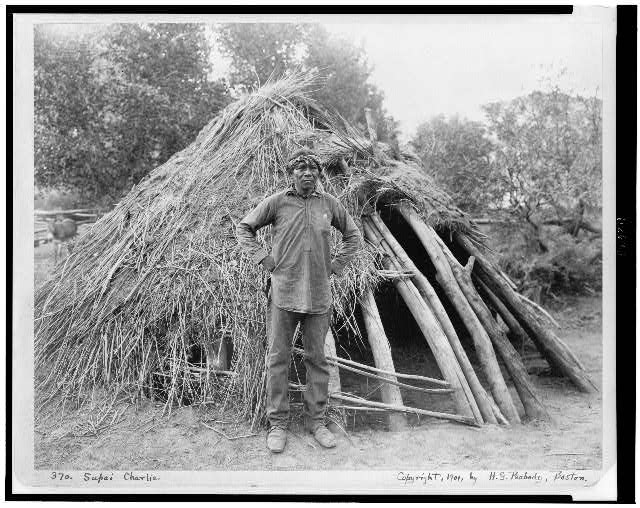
[363,219,481,422]
[454,233,598,393]
[329,393,479,427]
[325,355,451,385]
[487,394,509,425]
[474,277,533,355]
[436,243,549,421]
[324,329,345,432]
[476,276,564,374]
[362,219,476,421]
[360,288,408,430]
[367,213,494,424]
[396,205,521,423]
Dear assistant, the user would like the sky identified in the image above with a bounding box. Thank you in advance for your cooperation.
[324,21,603,140]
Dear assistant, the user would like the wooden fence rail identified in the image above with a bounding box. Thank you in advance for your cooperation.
[34,208,104,247]
[34,208,101,216]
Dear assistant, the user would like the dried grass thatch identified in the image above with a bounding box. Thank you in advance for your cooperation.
[35,72,480,426]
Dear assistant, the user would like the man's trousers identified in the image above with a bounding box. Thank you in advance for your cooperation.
[266,300,331,430]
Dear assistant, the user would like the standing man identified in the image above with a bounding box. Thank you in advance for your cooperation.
[236,148,361,453]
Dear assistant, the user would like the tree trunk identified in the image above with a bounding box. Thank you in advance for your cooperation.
[455,232,597,393]
[524,215,548,253]
[360,288,408,431]
[571,205,584,236]
[367,213,494,424]
[542,218,601,236]
[396,205,521,423]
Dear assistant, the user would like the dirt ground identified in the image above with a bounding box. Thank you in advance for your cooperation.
[34,245,602,471]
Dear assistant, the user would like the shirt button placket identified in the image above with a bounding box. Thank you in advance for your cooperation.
[305,198,310,250]
[305,198,312,310]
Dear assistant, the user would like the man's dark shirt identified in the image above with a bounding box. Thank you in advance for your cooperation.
[236,186,361,314]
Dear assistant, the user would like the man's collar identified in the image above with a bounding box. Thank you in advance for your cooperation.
[285,184,322,198]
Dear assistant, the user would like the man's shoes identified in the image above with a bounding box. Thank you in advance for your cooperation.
[266,426,288,453]
[311,425,336,448]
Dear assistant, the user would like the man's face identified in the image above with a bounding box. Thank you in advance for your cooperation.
[291,160,320,193]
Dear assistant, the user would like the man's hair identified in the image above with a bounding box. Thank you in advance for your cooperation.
[286,148,322,174]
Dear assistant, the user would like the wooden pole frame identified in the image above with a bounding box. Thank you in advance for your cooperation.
[454,233,597,393]
[435,240,549,421]
[474,277,533,355]
[395,205,520,423]
[360,288,408,430]
[366,213,495,424]
[362,218,477,421]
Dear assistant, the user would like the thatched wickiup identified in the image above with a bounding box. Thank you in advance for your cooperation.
[35,73,595,429]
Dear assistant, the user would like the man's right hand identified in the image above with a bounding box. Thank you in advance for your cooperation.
[261,255,276,273]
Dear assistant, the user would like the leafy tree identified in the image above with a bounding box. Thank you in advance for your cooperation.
[410,115,497,213]
[483,89,602,250]
[302,25,396,141]
[34,27,99,196]
[410,90,601,252]
[216,23,398,142]
[215,23,306,93]
[34,23,231,203]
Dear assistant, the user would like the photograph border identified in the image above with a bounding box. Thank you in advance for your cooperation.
[7,3,632,501]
